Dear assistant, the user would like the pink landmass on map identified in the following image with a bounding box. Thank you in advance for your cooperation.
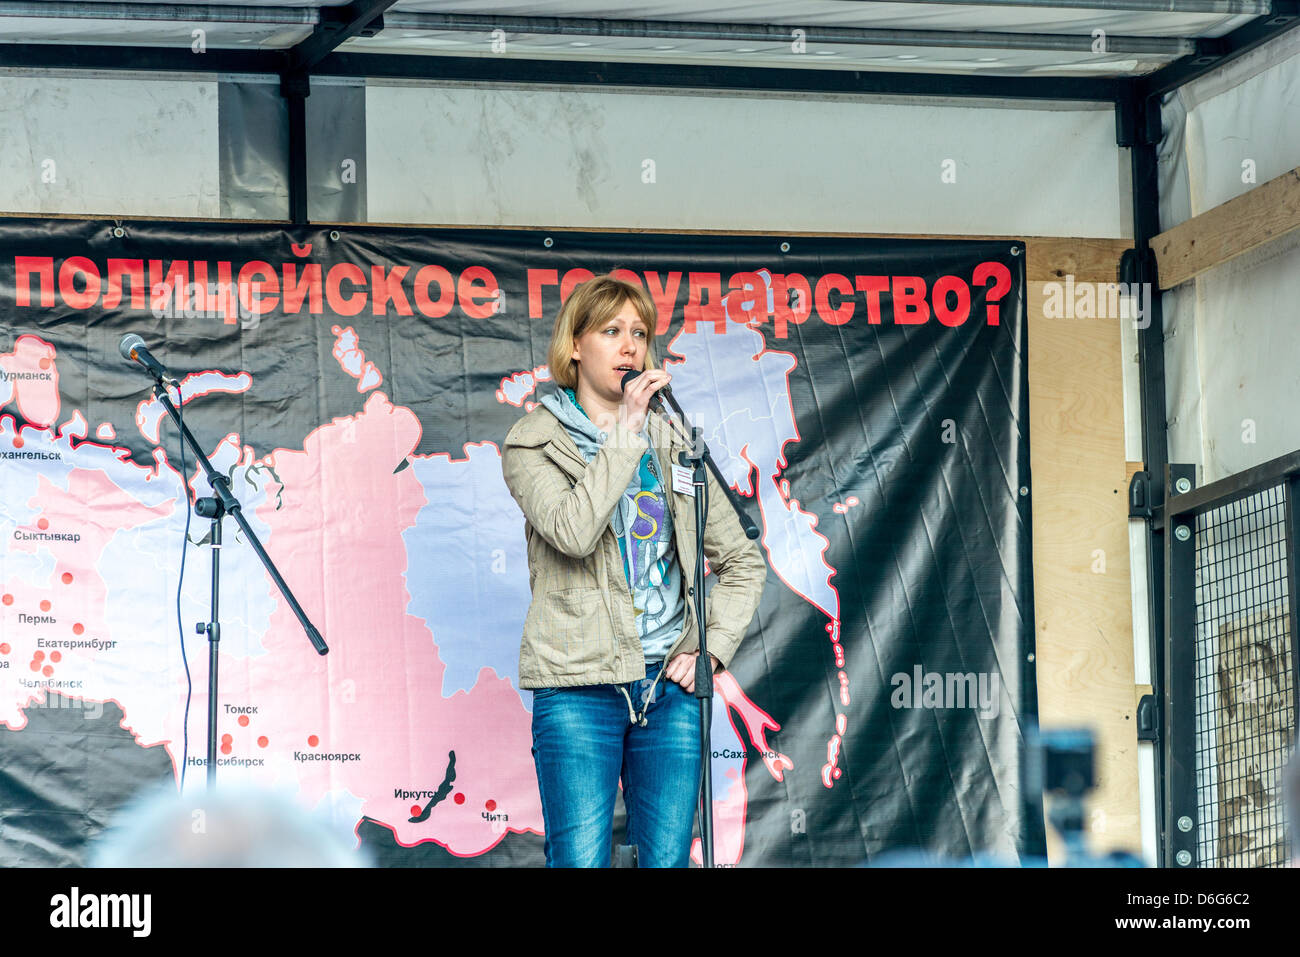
[691,671,792,866]
[222,391,541,854]
[0,335,60,426]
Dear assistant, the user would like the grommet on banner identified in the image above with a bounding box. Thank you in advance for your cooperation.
[543,236,554,248]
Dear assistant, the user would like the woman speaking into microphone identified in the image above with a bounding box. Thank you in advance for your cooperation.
[501,272,765,868]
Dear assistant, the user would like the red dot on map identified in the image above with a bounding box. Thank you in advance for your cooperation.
[237,715,249,727]
[61,573,73,585]
[221,743,232,755]
[453,793,465,805]
[33,650,45,662]
[50,651,61,663]
[42,665,53,677]
[410,805,421,816]
[72,623,84,636]
[485,799,497,812]
[307,735,319,747]
[12,437,23,449]
[39,358,51,370]
[257,736,268,748]
[29,661,40,672]
[1,594,12,605]
[40,600,51,612]
[221,733,232,745]
[0,644,8,655]
[37,518,49,530]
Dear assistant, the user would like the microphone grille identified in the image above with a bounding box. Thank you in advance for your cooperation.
[118,333,146,362]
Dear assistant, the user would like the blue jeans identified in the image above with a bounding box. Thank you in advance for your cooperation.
[531,662,702,867]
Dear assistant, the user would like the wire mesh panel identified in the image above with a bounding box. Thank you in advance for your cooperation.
[1193,486,1294,867]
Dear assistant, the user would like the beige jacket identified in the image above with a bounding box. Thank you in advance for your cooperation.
[501,402,766,689]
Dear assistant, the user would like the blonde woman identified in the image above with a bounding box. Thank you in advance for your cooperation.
[501,272,765,867]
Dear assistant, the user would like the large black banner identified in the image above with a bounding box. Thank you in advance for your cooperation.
[0,218,1038,866]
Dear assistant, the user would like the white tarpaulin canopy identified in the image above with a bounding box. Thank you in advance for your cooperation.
[0,1,1266,76]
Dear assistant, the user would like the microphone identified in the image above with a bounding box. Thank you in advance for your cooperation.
[119,334,179,387]
[620,369,671,412]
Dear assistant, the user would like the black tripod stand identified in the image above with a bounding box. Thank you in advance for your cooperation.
[153,379,328,788]
[659,401,760,868]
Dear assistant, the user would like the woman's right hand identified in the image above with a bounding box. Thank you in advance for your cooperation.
[619,370,672,434]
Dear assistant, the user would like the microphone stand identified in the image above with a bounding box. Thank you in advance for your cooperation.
[151,376,328,789]
[654,391,759,869]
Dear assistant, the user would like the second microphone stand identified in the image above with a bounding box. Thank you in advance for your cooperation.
[658,394,760,869]
[153,377,328,788]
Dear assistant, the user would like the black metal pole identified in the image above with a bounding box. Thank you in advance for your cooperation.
[1284,476,1300,755]
[1164,463,1198,868]
[1119,80,1173,864]
[648,391,761,868]
[204,508,223,788]
[683,425,716,869]
[283,70,310,225]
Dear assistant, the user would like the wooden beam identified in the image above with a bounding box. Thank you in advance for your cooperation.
[1025,233,1138,862]
[1025,238,1129,284]
[1153,167,1300,290]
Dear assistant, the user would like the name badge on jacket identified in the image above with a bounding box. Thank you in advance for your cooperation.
[671,464,697,496]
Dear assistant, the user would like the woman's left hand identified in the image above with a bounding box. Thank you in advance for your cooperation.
[665,651,720,693]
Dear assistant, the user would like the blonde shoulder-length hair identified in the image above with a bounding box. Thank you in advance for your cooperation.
[547,272,658,390]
